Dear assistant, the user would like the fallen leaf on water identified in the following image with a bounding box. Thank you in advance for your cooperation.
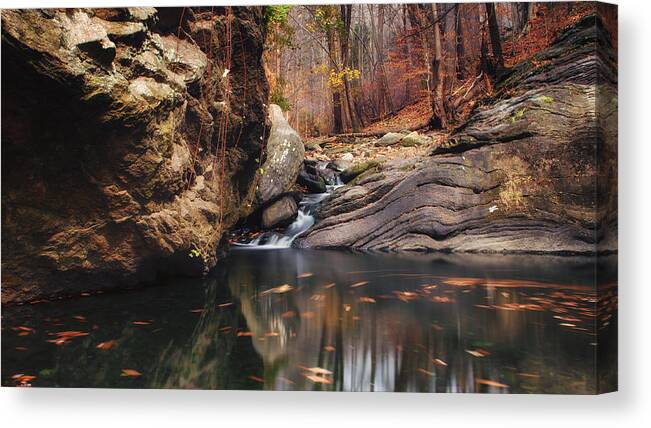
[237,331,254,337]
[15,347,28,352]
[12,374,36,386]
[306,367,333,375]
[394,291,418,302]
[248,375,264,383]
[189,309,205,313]
[417,368,434,376]
[96,340,117,350]
[264,332,280,337]
[559,323,576,327]
[432,358,448,367]
[17,331,31,336]
[359,297,376,303]
[13,326,34,332]
[517,372,541,378]
[261,284,294,295]
[218,302,233,308]
[51,331,89,338]
[323,282,336,289]
[120,369,142,377]
[297,272,314,278]
[343,304,351,312]
[132,321,152,325]
[324,345,336,352]
[73,315,87,321]
[350,281,369,288]
[305,374,332,384]
[465,348,491,358]
[281,311,296,318]
[432,296,452,303]
[476,378,508,388]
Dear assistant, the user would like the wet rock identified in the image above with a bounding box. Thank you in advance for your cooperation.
[256,104,305,205]
[298,170,327,194]
[374,132,406,147]
[262,196,298,229]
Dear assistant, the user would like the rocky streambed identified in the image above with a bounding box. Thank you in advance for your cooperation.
[296,14,617,254]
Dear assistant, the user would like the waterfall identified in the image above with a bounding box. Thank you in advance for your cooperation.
[234,171,341,249]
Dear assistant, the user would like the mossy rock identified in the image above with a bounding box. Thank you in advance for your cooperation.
[341,161,380,183]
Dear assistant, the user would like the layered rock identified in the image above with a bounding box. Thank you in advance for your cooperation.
[1,7,269,303]
[299,15,617,254]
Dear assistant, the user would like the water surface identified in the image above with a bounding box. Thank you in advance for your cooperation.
[2,250,617,392]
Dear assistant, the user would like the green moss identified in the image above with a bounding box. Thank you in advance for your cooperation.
[510,108,527,123]
[537,95,554,104]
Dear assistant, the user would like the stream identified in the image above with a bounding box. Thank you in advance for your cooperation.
[2,249,617,392]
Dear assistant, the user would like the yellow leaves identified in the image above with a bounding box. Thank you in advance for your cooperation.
[120,369,142,377]
[327,67,361,89]
[260,284,294,295]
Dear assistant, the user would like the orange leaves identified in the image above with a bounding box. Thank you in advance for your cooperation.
[12,326,34,336]
[305,374,332,384]
[465,348,491,358]
[96,340,117,350]
[302,367,334,384]
[120,369,142,377]
[297,272,314,278]
[432,358,448,367]
[237,331,254,337]
[47,330,89,345]
[475,378,509,389]
[12,374,36,387]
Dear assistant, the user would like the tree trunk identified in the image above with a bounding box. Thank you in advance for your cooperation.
[326,27,343,134]
[511,2,530,35]
[430,4,448,129]
[485,2,505,73]
[339,5,361,132]
[455,4,465,80]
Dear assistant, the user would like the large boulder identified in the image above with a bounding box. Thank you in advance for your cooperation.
[299,15,617,254]
[262,195,298,229]
[374,132,406,147]
[256,104,305,205]
[1,7,270,303]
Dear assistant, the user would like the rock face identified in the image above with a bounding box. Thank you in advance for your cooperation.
[262,196,298,229]
[256,104,305,205]
[1,7,269,303]
[299,15,617,254]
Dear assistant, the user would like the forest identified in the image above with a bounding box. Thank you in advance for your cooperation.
[264,2,616,136]
[1,3,617,393]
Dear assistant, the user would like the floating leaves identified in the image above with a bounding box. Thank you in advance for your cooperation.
[476,378,508,388]
[261,284,294,295]
[297,272,314,278]
[465,348,491,358]
[47,330,89,345]
[96,340,117,350]
[12,374,36,387]
[350,281,369,288]
[120,369,142,377]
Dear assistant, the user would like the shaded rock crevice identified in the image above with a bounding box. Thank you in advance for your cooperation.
[1,7,269,303]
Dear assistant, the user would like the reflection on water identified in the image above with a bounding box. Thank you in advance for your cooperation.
[2,250,617,393]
